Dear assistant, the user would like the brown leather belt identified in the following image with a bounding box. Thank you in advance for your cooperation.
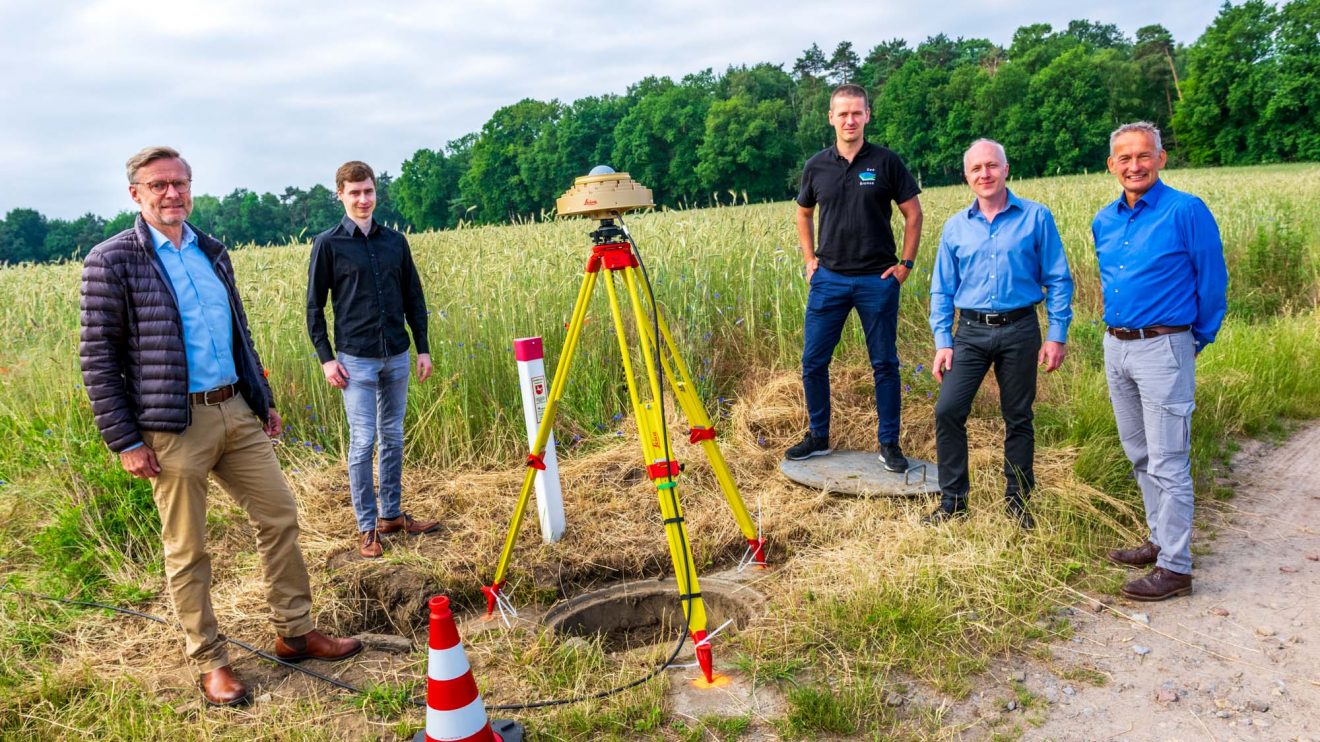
[190,384,237,405]
[1106,325,1190,341]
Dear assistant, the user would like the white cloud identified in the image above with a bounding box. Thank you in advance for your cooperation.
[1,0,1222,219]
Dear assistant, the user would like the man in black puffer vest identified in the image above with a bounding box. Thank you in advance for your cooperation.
[79,146,361,707]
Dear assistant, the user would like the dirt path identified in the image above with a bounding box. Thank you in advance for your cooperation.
[1001,424,1320,741]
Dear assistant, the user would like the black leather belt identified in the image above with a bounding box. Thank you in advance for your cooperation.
[961,307,1034,326]
[1106,325,1190,340]
[190,384,237,405]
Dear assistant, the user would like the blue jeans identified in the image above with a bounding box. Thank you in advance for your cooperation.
[339,351,411,532]
[801,265,902,445]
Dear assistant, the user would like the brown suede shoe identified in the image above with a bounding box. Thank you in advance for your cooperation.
[1107,540,1160,567]
[359,529,383,558]
[377,513,440,535]
[275,629,363,662]
[1121,566,1193,601]
[199,665,250,707]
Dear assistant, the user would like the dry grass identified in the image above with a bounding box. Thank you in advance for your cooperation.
[23,361,1147,739]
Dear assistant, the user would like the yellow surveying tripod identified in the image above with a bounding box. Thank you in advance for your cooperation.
[482,170,767,683]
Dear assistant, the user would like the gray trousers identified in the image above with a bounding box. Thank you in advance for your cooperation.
[1103,331,1197,574]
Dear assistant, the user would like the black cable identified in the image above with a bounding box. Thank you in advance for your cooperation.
[0,584,362,695]
[2,582,686,708]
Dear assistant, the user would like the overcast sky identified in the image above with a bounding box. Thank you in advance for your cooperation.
[3,1,1222,220]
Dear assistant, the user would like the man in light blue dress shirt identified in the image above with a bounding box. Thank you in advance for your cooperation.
[927,139,1073,529]
[1094,122,1228,602]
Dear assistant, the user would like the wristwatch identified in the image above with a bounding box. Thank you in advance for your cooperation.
[899,259,914,269]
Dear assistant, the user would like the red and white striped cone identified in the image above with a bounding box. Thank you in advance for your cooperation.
[414,596,524,742]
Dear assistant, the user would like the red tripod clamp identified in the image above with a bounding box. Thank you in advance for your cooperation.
[688,426,717,444]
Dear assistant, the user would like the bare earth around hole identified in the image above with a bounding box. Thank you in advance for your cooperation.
[966,424,1320,741]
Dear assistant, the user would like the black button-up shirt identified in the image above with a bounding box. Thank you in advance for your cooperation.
[306,216,429,362]
[796,141,921,275]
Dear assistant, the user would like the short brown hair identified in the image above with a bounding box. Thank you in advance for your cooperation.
[830,84,870,109]
[335,161,376,192]
[126,146,191,183]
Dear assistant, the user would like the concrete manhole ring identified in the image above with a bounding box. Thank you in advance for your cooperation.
[543,577,765,654]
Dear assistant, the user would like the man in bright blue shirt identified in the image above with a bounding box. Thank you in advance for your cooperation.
[927,139,1073,528]
[1093,122,1228,602]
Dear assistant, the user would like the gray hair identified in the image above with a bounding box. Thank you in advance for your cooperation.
[963,138,1008,171]
[1109,122,1163,154]
[125,146,192,183]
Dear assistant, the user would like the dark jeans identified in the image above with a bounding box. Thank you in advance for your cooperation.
[802,265,902,445]
[934,313,1041,510]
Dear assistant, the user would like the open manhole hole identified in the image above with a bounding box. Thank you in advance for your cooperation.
[544,577,764,654]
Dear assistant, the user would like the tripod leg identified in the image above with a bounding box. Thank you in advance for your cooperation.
[605,267,715,682]
[485,267,600,616]
[625,268,767,567]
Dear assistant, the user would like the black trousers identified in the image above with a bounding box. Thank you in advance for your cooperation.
[934,313,1042,510]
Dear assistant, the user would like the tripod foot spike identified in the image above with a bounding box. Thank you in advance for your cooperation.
[747,538,768,569]
[692,629,714,683]
[482,581,505,618]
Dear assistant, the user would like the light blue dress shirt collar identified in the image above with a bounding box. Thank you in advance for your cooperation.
[965,190,1025,221]
[146,222,197,252]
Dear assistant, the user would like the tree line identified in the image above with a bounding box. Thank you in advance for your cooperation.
[2,0,1315,265]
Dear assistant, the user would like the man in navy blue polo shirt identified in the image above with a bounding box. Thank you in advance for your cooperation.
[1094,122,1227,601]
[926,139,1073,529]
[787,84,924,472]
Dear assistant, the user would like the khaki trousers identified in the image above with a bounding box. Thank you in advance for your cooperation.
[143,395,314,673]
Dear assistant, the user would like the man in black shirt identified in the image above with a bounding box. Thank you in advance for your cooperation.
[788,84,924,472]
[307,161,439,558]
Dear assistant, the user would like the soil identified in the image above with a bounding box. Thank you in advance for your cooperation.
[950,423,1320,741]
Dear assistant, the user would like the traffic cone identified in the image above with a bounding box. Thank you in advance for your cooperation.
[414,595,524,742]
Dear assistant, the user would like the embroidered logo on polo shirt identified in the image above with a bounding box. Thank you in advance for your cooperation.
[858,170,876,185]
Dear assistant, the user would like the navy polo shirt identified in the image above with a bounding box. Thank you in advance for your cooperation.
[797,141,921,275]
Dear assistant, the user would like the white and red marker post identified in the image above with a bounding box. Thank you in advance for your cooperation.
[513,337,565,543]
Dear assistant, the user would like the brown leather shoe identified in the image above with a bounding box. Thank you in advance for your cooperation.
[359,529,383,558]
[199,665,250,707]
[377,513,440,535]
[1121,566,1193,601]
[275,629,363,663]
[1107,540,1160,567]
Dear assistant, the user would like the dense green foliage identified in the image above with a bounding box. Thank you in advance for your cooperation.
[4,1,1317,265]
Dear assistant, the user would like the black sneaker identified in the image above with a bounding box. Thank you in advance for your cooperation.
[921,505,968,526]
[1006,499,1035,530]
[879,443,908,473]
[785,432,831,461]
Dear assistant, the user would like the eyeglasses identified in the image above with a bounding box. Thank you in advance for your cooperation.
[133,179,192,195]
